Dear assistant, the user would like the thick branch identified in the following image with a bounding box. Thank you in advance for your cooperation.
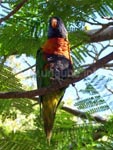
[71,27,113,49]
[61,106,107,124]
[0,51,113,99]
[86,26,113,43]
[0,0,29,24]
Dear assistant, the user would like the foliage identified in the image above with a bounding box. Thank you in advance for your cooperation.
[0,65,34,118]
[0,0,113,149]
[1,112,113,150]
[75,75,112,114]
[0,0,113,58]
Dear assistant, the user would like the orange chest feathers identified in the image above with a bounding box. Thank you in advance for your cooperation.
[42,38,71,60]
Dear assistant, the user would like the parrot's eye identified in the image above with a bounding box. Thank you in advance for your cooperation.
[51,18,58,28]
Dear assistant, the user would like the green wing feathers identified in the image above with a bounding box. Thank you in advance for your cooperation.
[36,49,65,143]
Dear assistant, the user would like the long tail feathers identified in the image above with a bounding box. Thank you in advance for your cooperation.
[42,91,64,144]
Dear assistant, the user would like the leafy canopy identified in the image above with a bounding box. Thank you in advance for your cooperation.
[0,0,113,57]
[0,0,113,149]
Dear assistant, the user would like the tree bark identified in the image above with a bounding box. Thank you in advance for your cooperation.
[86,26,113,43]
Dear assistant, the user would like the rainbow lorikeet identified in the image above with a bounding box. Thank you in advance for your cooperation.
[36,17,73,143]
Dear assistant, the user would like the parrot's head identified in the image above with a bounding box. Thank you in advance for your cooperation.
[48,17,68,40]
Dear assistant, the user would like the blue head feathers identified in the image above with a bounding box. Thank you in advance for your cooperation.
[48,17,68,39]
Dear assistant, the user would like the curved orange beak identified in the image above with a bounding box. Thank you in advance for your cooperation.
[51,18,57,28]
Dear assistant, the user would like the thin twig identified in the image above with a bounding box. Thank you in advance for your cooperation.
[24,60,35,73]
[102,16,113,20]
[85,20,103,26]
[105,85,113,94]
[0,4,11,10]
[0,0,29,24]
[72,84,80,99]
[98,44,109,57]
[14,64,35,76]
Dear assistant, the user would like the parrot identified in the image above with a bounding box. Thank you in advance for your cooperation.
[36,17,73,143]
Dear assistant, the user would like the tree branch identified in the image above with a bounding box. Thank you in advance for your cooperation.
[0,4,11,10]
[14,64,35,76]
[86,27,113,43]
[0,51,113,99]
[61,106,107,124]
[105,85,113,94]
[80,63,113,69]
[71,27,113,49]
[0,0,29,24]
